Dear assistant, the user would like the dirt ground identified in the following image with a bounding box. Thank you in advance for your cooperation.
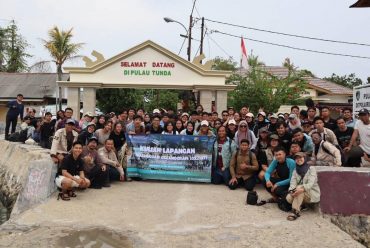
[0,181,364,248]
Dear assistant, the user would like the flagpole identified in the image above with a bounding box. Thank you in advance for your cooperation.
[240,36,242,74]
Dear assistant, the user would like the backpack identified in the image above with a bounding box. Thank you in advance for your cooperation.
[321,141,345,165]
[7,128,28,143]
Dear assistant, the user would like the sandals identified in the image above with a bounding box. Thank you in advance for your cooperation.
[287,209,300,221]
[68,190,77,198]
[256,198,277,206]
[57,192,70,201]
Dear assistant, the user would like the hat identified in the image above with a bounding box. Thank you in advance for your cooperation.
[246,113,254,118]
[301,120,312,126]
[289,113,297,119]
[270,134,279,140]
[181,112,189,118]
[84,112,94,117]
[259,126,269,133]
[66,119,75,125]
[278,113,285,118]
[239,120,248,126]
[87,122,96,127]
[228,119,236,125]
[293,152,306,159]
[200,120,209,126]
[269,114,278,119]
[258,111,266,117]
[88,136,98,143]
[359,108,369,115]
[153,109,161,114]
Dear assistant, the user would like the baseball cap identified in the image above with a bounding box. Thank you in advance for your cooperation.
[181,112,190,118]
[228,119,236,125]
[269,114,278,119]
[293,152,306,159]
[301,120,312,126]
[246,113,254,118]
[359,108,369,115]
[258,111,266,117]
[270,134,279,140]
[289,113,297,119]
[87,122,96,127]
[88,136,98,143]
[84,112,94,117]
[153,109,161,114]
[200,120,209,126]
[259,126,269,133]
[278,113,285,118]
[66,119,75,125]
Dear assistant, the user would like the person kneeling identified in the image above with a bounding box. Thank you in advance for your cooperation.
[98,139,125,182]
[262,146,296,203]
[229,139,258,191]
[286,152,320,221]
[55,141,90,201]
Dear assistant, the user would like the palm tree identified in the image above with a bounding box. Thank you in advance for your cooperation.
[42,26,84,110]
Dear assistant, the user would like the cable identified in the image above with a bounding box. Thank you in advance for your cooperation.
[207,32,233,59]
[211,30,370,60]
[206,18,370,47]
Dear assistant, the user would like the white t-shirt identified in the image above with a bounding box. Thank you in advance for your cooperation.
[354,120,370,154]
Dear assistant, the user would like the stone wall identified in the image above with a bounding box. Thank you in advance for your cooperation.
[0,140,52,210]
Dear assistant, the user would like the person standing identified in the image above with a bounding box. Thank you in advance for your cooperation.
[5,94,24,140]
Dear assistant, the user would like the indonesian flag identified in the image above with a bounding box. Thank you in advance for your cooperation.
[241,37,248,69]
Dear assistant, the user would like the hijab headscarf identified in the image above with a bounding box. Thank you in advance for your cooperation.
[296,156,310,178]
[237,120,250,147]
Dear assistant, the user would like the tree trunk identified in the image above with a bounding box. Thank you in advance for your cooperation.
[57,64,63,110]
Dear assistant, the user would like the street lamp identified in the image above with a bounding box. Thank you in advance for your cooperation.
[163,17,191,61]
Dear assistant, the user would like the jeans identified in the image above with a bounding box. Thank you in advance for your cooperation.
[263,177,289,198]
[108,165,121,181]
[211,167,231,185]
[87,165,109,187]
[229,176,256,191]
[345,146,366,167]
[5,116,17,138]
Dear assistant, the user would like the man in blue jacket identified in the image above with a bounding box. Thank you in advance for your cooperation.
[5,94,24,140]
[263,146,296,201]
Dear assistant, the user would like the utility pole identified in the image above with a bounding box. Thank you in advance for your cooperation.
[200,17,204,64]
[187,15,192,61]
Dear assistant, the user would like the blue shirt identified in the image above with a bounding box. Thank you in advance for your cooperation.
[6,100,24,119]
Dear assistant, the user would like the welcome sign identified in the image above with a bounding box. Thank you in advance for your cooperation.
[121,61,175,77]
[126,134,216,182]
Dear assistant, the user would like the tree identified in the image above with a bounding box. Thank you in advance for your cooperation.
[212,56,237,71]
[323,73,363,89]
[42,26,84,110]
[0,20,30,72]
[228,57,308,113]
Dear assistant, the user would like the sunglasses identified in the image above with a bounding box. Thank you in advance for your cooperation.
[240,125,247,128]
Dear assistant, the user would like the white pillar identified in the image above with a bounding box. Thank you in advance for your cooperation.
[83,87,96,116]
[200,90,213,112]
[67,87,80,120]
[216,90,228,113]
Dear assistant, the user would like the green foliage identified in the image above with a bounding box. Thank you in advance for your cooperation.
[96,88,180,113]
[212,56,237,71]
[42,26,84,80]
[228,57,308,113]
[323,73,363,89]
[0,20,30,72]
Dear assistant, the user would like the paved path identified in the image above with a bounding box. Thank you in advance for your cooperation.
[0,181,364,247]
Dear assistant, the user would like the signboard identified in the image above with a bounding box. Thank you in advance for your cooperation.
[126,134,216,182]
[121,61,175,77]
[353,84,370,114]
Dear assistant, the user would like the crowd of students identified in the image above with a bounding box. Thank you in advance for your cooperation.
[4,94,370,220]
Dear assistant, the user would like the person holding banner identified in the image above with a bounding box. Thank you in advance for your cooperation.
[162,121,178,135]
[146,115,163,134]
[212,126,237,185]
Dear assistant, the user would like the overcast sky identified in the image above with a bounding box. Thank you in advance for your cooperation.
[1,0,369,81]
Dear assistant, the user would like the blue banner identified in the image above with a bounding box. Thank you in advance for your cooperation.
[126,134,216,182]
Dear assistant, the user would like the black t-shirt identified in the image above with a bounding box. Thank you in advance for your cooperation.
[146,124,163,134]
[324,118,337,131]
[58,153,84,176]
[276,161,290,180]
[109,131,126,151]
[334,127,354,149]
[276,132,292,153]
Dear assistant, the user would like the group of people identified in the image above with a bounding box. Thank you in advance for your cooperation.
[4,95,370,220]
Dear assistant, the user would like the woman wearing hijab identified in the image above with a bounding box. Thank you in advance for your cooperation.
[286,152,320,221]
[234,120,257,150]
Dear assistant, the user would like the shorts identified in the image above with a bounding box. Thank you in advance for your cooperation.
[55,175,80,188]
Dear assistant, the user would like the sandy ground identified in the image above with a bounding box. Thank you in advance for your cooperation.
[0,181,364,248]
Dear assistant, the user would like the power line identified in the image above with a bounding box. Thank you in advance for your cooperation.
[211,30,370,60]
[207,32,233,59]
[205,18,370,47]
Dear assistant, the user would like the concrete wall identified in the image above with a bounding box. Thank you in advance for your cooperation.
[316,166,370,215]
